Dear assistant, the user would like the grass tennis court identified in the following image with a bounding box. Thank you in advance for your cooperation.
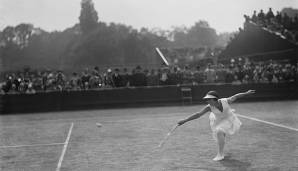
[1,101,298,171]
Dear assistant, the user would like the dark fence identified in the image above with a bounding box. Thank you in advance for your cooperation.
[1,83,297,114]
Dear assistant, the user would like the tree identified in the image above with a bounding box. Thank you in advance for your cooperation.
[79,0,99,34]
[2,26,15,43]
[186,21,218,48]
[15,23,34,48]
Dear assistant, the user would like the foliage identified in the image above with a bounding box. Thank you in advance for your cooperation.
[79,0,98,35]
[0,0,236,71]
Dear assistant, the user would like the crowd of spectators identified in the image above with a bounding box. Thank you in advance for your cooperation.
[1,59,297,94]
[244,8,298,43]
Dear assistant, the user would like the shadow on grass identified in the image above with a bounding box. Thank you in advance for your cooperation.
[173,154,252,171]
[219,155,251,171]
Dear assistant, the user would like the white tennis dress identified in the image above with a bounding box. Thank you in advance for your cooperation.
[208,98,242,138]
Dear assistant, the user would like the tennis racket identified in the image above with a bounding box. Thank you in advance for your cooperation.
[157,124,179,148]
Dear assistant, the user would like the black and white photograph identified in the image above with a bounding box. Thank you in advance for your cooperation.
[0,0,298,170]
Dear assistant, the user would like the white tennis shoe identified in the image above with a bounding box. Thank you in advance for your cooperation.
[213,154,225,161]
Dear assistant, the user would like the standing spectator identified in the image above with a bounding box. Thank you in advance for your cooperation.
[112,68,123,87]
[0,84,5,94]
[56,70,66,91]
[70,72,81,90]
[169,66,183,85]
[121,68,130,87]
[146,69,159,86]
[42,71,48,91]
[257,9,266,24]
[3,75,13,93]
[215,64,227,83]
[103,68,115,88]
[294,14,298,29]
[251,10,258,23]
[89,71,102,89]
[282,13,291,29]
[12,74,20,91]
[159,67,170,86]
[93,66,100,76]
[266,8,275,21]
[205,64,216,83]
[235,66,244,83]
[275,11,282,24]
[193,65,205,84]
[81,68,91,90]
[130,66,146,87]
[182,65,193,85]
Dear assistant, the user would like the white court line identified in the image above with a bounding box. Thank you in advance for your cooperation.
[237,114,298,132]
[101,113,298,132]
[0,142,64,149]
[56,122,74,171]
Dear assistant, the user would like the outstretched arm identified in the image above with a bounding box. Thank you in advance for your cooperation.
[178,105,210,126]
[227,90,255,104]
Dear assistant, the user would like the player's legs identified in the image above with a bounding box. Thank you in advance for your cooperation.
[213,130,225,161]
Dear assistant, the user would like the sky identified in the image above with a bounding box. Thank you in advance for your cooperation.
[0,0,297,34]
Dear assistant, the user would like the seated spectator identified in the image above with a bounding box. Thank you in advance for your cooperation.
[9,84,19,94]
[242,74,250,84]
[272,74,279,83]
[18,82,26,93]
[64,81,73,91]
[225,69,234,83]
[232,75,241,85]
[25,83,36,94]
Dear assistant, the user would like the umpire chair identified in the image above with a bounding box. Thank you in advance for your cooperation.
[181,87,192,105]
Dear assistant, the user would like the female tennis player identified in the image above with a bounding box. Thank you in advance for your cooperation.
[178,90,255,161]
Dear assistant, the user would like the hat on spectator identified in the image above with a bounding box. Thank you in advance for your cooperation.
[203,91,219,100]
